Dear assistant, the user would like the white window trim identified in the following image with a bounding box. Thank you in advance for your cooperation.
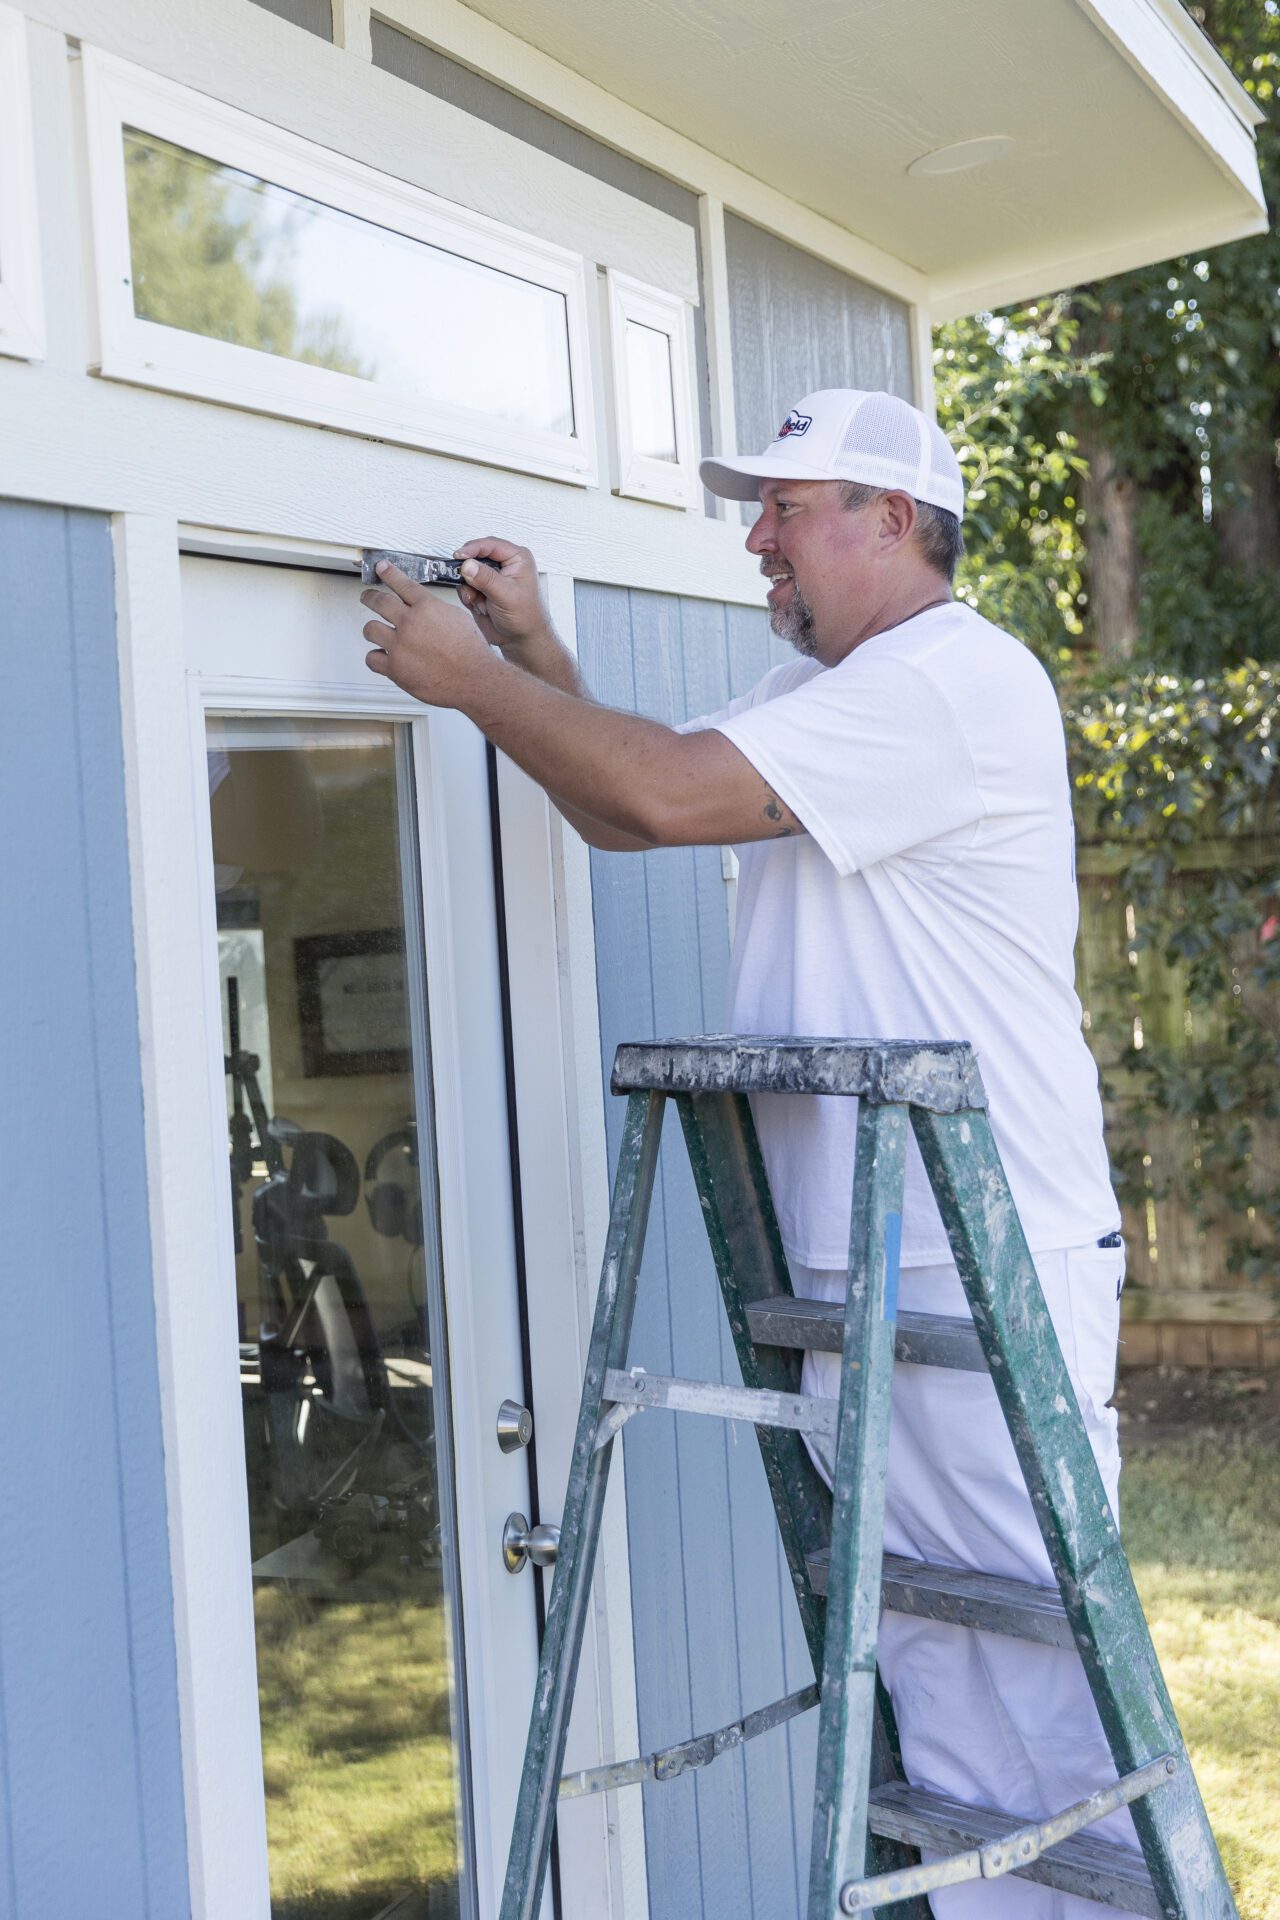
[0,3,46,360]
[81,46,598,486]
[605,268,699,510]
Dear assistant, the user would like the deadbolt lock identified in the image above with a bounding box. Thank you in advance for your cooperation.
[497,1399,533,1453]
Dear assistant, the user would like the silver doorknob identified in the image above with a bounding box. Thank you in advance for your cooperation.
[496,1399,533,1453]
[502,1512,560,1574]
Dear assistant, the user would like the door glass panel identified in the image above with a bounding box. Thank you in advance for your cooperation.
[208,714,470,1920]
[124,128,575,437]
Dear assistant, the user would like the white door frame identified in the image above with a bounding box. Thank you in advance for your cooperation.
[113,517,646,1920]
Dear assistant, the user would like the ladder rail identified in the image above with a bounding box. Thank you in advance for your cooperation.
[915,1106,1237,1920]
[808,1100,909,1916]
[675,1090,927,1909]
[498,1090,664,1920]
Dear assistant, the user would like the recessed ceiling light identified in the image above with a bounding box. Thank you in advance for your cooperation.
[907,135,1015,177]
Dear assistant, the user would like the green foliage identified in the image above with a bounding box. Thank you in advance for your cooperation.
[1066,665,1280,1282]
[1082,1,1280,485]
[933,298,1089,676]
[124,131,369,376]
[933,6,1280,1288]
[936,3,1280,675]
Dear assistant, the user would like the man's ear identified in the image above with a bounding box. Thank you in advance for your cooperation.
[878,490,918,552]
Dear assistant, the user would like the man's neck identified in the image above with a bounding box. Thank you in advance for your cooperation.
[821,578,952,668]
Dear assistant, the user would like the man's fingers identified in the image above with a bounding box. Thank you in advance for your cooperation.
[361,586,405,621]
[363,618,397,649]
[365,646,391,676]
[372,559,423,603]
[454,536,526,566]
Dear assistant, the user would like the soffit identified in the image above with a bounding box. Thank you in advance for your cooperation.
[458,0,1267,312]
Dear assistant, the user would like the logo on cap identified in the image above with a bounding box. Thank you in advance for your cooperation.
[777,410,812,439]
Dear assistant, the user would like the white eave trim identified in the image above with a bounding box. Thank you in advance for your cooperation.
[1074,0,1267,200]
[1139,0,1265,126]
[930,198,1268,322]
[929,0,1269,318]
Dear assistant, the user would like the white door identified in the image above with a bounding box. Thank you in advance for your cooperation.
[181,553,548,1920]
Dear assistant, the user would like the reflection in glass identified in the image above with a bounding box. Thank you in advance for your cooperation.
[126,128,575,437]
[624,318,678,462]
[209,718,468,1920]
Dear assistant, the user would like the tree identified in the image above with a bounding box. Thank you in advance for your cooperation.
[937,0,1280,678]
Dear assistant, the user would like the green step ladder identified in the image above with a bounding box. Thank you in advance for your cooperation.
[500,1036,1237,1920]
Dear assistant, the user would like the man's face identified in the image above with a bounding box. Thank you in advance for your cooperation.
[745,478,896,666]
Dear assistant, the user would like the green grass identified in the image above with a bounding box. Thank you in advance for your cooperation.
[255,1585,462,1919]
[251,1444,1278,1919]
[1122,1436,1280,1920]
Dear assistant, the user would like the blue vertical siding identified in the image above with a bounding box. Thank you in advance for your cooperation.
[0,503,187,1918]
[578,583,816,1920]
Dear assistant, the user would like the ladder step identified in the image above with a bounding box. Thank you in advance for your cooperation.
[610,1035,984,1110]
[868,1780,1160,1916]
[745,1296,987,1371]
[805,1552,1075,1649]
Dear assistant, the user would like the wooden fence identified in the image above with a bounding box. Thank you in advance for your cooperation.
[1076,842,1280,1370]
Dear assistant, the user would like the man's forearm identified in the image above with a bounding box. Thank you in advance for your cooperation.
[499,621,590,701]
[462,655,675,841]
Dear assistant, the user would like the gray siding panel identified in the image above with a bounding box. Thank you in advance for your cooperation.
[579,582,813,1920]
[371,24,699,227]
[724,211,914,468]
[248,0,332,38]
[0,503,187,1917]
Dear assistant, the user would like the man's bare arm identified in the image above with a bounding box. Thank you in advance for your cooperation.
[363,561,805,846]
[450,538,711,850]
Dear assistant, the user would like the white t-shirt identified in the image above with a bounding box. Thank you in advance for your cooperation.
[680,599,1119,1268]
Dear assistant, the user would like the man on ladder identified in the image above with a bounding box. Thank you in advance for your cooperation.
[360,388,1141,1916]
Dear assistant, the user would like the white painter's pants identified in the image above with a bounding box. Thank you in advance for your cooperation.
[795,1242,1145,1920]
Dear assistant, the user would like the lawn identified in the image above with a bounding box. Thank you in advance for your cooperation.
[249,1412,1279,1920]
[255,1582,463,1920]
[1121,1428,1280,1920]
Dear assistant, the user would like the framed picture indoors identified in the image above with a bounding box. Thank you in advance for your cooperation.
[294,929,411,1077]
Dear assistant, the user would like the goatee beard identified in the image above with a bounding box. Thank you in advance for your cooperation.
[770,584,819,658]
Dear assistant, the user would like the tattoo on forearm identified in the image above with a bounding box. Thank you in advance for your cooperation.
[762,789,797,836]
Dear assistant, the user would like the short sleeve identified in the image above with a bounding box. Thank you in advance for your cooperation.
[675,660,817,736]
[713,654,984,876]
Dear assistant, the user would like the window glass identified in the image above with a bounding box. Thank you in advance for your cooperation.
[209,716,470,1919]
[624,318,678,462]
[125,128,575,436]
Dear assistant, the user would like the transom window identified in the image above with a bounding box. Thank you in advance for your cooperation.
[83,49,596,484]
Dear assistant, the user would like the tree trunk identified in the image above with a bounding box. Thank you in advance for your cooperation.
[1078,430,1143,666]
[1214,424,1280,589]
[1071,292,1145,667]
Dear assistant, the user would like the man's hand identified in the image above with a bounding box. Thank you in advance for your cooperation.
[453,535,589,701]
[362,561,496,708]
[453,538,549,651]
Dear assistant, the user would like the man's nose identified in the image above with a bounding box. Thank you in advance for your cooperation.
[745,508,776,554]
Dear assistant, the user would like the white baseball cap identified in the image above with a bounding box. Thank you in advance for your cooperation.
[700,388,965,519]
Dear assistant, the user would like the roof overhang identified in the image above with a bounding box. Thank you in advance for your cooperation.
[459,0,1268,318]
